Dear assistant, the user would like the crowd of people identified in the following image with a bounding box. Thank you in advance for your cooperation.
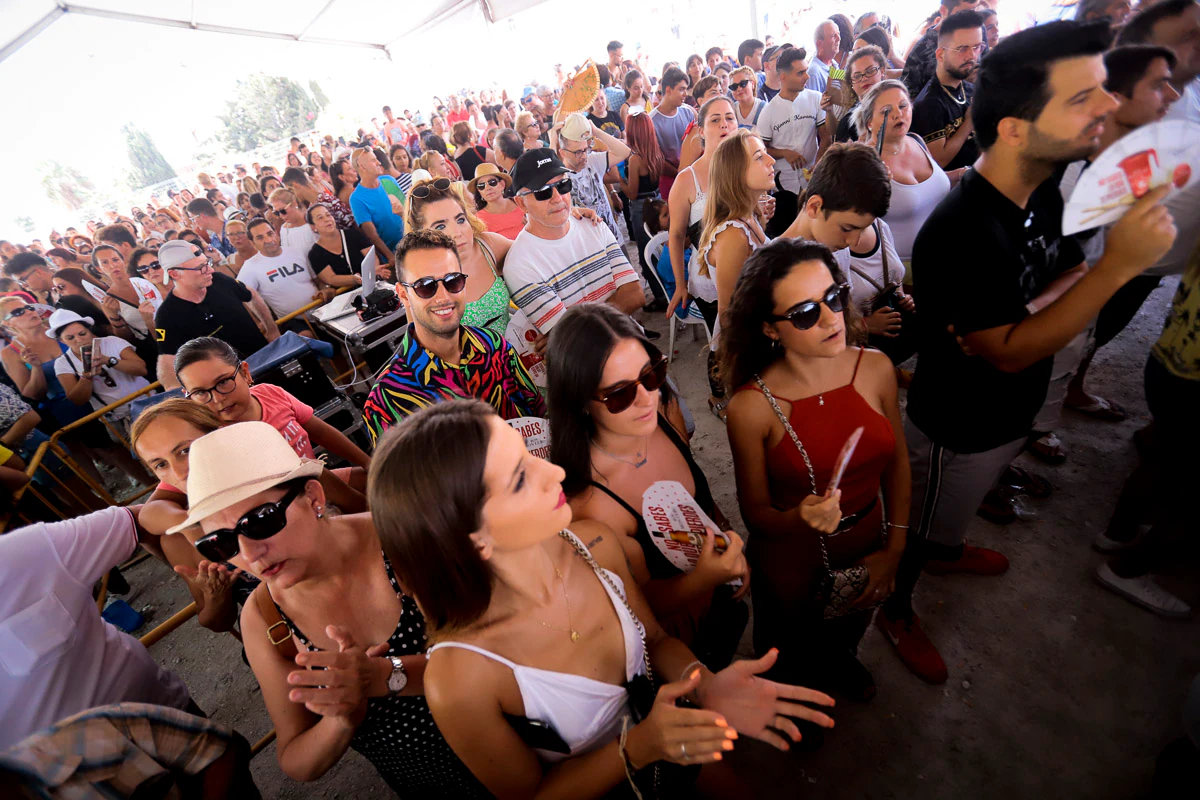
[2,0,1199,796]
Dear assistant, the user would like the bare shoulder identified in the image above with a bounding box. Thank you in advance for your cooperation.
[857,347,899,396]
[568,519,625,572]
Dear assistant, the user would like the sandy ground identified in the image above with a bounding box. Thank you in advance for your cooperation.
[115,266,1199,799]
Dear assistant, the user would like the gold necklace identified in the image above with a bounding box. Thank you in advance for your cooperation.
[539,565,581,642]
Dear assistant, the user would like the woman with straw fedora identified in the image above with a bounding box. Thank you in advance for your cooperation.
[470,163,524,240]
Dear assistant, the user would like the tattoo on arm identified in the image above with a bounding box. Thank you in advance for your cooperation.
[586,536,603,549]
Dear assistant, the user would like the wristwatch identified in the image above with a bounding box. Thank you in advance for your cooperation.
[106,356,120,368]
[386,655,408,695]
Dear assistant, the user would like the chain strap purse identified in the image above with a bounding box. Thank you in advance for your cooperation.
[753,376,885,619]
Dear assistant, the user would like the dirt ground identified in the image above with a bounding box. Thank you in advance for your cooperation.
[116,268,1199,799]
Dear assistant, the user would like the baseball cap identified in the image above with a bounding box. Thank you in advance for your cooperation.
[521,85,536,99]
[560,113,592,143]
[158,239,202,272]
[509,149,572,195]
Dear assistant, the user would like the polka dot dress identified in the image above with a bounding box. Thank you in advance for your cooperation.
[275,554,490,798]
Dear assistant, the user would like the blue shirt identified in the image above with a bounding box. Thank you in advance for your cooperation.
[349,176,405,250]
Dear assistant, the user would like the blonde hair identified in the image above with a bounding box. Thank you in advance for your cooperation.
[130,399,224,468]
[403,178,486,237]
[851,79,909,143]
[730,65,755,83]
[240,176,260,194]
[415,152,445,174]
[0,296,29,318]
[267,188,296,206]
[696,129,767,279]
[515,111,537,137]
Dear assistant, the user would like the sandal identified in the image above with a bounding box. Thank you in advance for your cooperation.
[1000,464,1052,499]
[977,485,1017,525]
[1026,431,1067,465]
[708,396,728,423]
[1065,395,1127,422]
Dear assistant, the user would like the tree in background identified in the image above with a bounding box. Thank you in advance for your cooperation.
[123,124,177,189]
[38,161,96,212]
[218,74,319,151]
[12,216,35,234]
[309,80,330,110]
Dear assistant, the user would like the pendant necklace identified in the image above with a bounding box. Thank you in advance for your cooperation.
[594,438,649,468]
[942,81,967,106]
[539,565,581,642]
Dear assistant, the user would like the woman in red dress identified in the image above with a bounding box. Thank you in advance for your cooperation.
[722,238,911,704]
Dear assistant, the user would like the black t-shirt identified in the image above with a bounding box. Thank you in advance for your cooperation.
[910,77,979,171]
[834,106,859,143]
[760,84,780,103]
[588,110,624,138]
[455,146,488,183]
[308,226,372,277]
[154,272,268,359]
[906,169,1085,453]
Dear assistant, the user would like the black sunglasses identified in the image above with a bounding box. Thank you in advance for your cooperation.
[730,79,754,90]
[521,177,573,202]
[4,306,33,321]
[595,355,668,414]
[476,177,503,191]
[769,284,851,331]
[410,177,452,199]
[194,482,305,563]
[400,272,467,299]
[136,261,162,273]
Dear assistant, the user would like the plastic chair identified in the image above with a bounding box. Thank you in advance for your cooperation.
[644,232,712,365]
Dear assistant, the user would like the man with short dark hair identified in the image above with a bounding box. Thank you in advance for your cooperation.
[184,198,234,257]
[95,224,138,262]
[281,166,354,230]
[881,21,1177,682]
[902,0,985,97]
[381,106,408,149]
[241,218,321,322]
[153,240,278,389]
[504,150,644,335]
[606,40,627,85]
[362,229,544,443]
[756,47,829,237]
[911,10,985,170]
[705,46,724,71]
[493,128,524,173]
[650,67,697,198]
[738,38,764,71]
[2,252,54,303]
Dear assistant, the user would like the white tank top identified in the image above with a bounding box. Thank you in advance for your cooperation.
[680,165,707,227]
[427,531,646,764]
[883,134,951,261]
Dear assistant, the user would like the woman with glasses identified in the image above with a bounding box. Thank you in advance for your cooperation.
[127,247,170,297]
[515,111,545,151]
[405,177,513,338]
[730,66,766,130]
[547,305,750,670]
[220,219,256,277]
[306,204,378,288]
[835,45,887,143]
[470,164,524,241]
[174,337,370,492]
[722,238,910,703]
[388,145,415,195]
[170,421,487,796]
[852,80,958,263]
[370,399,834,798]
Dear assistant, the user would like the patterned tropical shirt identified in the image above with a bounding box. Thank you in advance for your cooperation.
[315,189,356,230]
[363,325,546,446]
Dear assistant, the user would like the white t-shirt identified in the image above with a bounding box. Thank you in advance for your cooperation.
[112,277,164,338]
[279,224,319,258]
[846,220,903,311]
[1164,78,1200,126]
[54,336,151,412]
[0,507,191,749]
[239,247,319,317]
[756,90,826,194]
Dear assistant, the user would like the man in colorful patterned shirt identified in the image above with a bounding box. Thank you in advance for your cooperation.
[363,230,545,446]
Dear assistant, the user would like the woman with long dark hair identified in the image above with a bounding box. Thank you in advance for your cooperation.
[620,69,652,122]
[547,304,750,669]
[329,159,358,211]
[369,399,835,798]
[722,238,911,701]
[388,144,415,195]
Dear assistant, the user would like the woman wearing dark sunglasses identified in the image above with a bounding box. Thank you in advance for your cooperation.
[547,304,750,670]
[722,238,913,704]
[371,399,835,799]
[470,163,524,240]
[126,246,170,298]
[170,422,488,797]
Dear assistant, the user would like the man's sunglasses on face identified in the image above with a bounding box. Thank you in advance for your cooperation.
[519,178,573,202]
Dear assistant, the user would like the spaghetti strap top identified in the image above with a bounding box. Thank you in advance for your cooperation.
[460,236,513,339]
[587,414,720,580]
[428,530,645,764]
[680,165,707,227]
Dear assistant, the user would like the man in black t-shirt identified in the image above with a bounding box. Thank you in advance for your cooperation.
[876,21,1177,686]
[910,10,984,171]
[153,240,280,389]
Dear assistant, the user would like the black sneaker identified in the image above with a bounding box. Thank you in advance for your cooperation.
[106,567,130,595]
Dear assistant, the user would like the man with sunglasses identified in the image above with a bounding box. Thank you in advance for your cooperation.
[2,252,55,305]
[153,240,278,390]
[911,10,985,171]
[504,149,644,336]
[362,230,544,444]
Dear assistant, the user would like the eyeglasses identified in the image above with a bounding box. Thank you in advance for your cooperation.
[594,355,668,414]
[768,284,851,331]
[399,272,467,299]
[95,367,117,389]
[136,261,162,273]
[183,361,243,404]
[730,79,754,90]
[476,177,503,191]
[194,482,305,563]
[948,43,986,55]
[520,177,573,202]
[169,257,214,273]
[851,65,882,84]
[3,306,33,321]
[559,142,593,157]
[410,177,452,200]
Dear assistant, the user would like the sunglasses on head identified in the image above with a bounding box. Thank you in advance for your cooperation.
[136,261,162,273]
[769,284,851,331]
[730,79,754,90]
[521,177,572,202]
[595,354,668,414]
[476,177,503,190]
[400,271,467,299]
[194,481,306,563]
[410,177,452,200]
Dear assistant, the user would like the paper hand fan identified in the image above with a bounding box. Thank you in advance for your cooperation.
[1062,120,1200,235]
[641,481,740,585]
[82,280,109,304]
[507,417,551,460]
[827,426,864,495]
[554,61,600,123]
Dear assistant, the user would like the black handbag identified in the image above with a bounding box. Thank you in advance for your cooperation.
[851,223,917,363]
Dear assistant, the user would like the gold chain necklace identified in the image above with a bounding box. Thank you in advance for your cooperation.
[539,565,581,642]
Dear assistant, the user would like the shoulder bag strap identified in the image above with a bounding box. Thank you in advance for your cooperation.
[339,229,353,273]
[877,222,891,287]
[254,585,298,662]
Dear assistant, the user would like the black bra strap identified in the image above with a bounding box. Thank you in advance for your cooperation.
[587,480,641,523]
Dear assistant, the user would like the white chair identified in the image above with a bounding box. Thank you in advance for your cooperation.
[644,232,712,365]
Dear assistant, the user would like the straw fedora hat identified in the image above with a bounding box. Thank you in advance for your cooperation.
[469,162,512,202]
[167,421,324,534]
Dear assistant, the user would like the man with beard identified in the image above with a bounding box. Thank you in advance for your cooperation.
[361,230,544,443]
[911,10,985,170]
[874,20,1178,686]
